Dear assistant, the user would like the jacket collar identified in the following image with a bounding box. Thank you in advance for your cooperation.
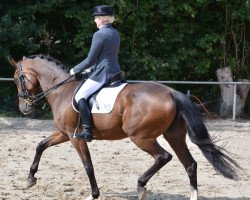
[99,23,111,29]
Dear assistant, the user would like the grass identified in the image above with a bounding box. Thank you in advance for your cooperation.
[0,109,52,119]
[0,109,21,118]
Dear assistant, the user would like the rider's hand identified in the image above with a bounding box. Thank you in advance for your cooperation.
[70,69,75,76]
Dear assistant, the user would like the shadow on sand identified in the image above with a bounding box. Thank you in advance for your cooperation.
[102,191,250,200]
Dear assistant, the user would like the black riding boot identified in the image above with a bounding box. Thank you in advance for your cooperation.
[74,98,93,142]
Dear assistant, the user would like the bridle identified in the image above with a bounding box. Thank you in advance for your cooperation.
[14,62,74,106]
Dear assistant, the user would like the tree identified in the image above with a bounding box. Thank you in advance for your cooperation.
[216,0,250,117]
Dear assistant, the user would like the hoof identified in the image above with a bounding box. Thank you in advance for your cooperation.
[27,177,37,188]
[137,186,147,200]
[85,195,95,200]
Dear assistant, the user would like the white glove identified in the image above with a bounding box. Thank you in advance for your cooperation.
[85,68,92,73]
[70,68,75,75]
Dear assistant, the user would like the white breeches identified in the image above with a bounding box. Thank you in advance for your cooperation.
[75,79,103,103]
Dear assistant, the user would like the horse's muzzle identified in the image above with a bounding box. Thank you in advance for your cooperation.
[19,101,35,115]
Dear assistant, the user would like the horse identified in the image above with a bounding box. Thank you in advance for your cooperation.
[10,54,241,200]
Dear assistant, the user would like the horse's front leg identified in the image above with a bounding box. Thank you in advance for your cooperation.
[70,138,99,199]
[27,130,69,188]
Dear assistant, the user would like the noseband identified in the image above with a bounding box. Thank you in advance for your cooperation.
[15,62,73,106]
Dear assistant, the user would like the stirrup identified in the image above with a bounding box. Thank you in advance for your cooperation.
[73,132,93,142]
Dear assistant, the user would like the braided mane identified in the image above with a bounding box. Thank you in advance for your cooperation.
[27,54,68,71]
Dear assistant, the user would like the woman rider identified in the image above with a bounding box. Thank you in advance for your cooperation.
[70,5,121,142]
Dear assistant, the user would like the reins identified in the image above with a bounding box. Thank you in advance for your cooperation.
[32,75,74,106]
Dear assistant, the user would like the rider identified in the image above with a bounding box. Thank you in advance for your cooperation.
[70,5,121,142]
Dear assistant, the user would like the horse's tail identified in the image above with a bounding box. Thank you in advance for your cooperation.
[171,90,241,180]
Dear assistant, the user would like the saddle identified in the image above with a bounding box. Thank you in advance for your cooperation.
[104,71,126,87]
[72,71,127,113]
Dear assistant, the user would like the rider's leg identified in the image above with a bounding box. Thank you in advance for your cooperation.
[74,98,93,142]
[74,79,103,142]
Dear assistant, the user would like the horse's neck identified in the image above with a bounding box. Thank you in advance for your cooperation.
[36,63,68,90]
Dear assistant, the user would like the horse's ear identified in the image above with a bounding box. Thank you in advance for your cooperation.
[8,57,17,69]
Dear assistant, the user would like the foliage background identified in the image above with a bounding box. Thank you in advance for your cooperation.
[0,0,250,117]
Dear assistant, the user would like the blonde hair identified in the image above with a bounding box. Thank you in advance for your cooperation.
[97,15,115,24]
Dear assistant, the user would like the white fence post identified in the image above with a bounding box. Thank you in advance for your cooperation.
[233,84,237,121]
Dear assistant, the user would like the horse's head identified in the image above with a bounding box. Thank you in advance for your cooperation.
[10,57,40,115]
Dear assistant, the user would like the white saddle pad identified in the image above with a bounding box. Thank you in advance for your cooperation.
[91,83,127,113]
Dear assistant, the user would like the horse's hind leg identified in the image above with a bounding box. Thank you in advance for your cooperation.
[130,137,172,200]
[27,130,69,188]
[164,120,198,200]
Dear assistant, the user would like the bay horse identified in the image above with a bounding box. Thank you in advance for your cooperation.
[10,55,241,200]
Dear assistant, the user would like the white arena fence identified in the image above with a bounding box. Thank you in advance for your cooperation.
[1,78,250,121]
